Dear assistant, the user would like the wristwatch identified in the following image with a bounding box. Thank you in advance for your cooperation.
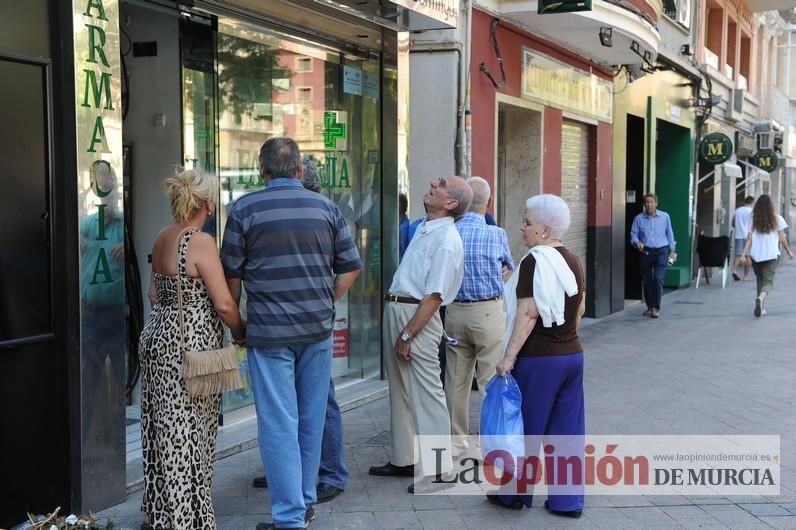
[399,329,413,342]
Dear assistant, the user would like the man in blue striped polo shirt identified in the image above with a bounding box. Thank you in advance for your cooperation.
[630,193,677,318]
[222,138,362,530]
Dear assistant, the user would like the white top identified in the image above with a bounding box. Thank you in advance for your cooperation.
[503,246,579,348]
[389,217,464,305]
[749,215,788,262]
[528,246,580,328]
[733,206,753,240]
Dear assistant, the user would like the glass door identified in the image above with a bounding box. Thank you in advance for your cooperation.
[214,19,384,389]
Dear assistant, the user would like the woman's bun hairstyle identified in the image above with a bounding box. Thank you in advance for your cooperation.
[164,168,217,223]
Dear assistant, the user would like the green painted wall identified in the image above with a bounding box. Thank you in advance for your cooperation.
[655,119,694,287]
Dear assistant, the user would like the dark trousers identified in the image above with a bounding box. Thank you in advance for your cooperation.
[640,246,669,310]
[498,353,585,511]
[319,378,349,488]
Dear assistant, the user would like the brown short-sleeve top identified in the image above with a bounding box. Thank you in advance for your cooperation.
[515,246,585,357]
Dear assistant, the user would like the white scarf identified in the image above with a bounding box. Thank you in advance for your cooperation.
[503,246,579,349]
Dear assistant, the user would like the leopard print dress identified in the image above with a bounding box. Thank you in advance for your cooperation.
[139,228,222,530]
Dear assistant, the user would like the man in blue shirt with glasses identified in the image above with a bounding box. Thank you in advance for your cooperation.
[630,193,677,318]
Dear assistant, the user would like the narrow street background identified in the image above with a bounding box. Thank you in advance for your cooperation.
[101,260,796,529]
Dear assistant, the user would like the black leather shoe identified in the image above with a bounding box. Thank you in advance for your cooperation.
[545,500,583,518]
[368,462,415,477]
[252,476,268,488]
[316,483,344,503]
[408,475,456,494]
[486,493,524,510]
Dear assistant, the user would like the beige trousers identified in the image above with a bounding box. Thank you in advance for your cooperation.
[444,299,506,441]
[383,301,452,476]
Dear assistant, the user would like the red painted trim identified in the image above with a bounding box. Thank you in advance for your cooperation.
[586,121,613,227]
[614,0,659,25]
[469,7,613,212]
[475,11,614,81]
[588,125,598,226]
[543,108,562,195]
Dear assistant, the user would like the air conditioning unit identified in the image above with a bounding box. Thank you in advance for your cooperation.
[757,132,772,150]
[726,88,744,122]
[676,0,691,28]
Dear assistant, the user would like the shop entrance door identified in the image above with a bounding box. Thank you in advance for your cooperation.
[625,114,645,300]
[496,101,542,261]
[0,5,78,523]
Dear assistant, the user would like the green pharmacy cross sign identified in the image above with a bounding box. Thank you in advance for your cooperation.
[751,149,778,173]
[538,0,592,14]
[323,111,347,150]
[699,132,733,165]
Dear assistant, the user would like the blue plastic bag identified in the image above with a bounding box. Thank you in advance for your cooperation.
[480,374,524,469]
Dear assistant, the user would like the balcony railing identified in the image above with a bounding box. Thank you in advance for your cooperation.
[704,49,719,70]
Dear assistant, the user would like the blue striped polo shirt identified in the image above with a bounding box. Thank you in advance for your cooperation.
[221,178,362,347]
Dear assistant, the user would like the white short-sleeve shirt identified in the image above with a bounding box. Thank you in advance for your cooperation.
[733,206,753,240]
[388,217,464,305]
[749,215,788,262]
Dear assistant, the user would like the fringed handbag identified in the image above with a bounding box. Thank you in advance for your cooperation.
[176,229,244,398]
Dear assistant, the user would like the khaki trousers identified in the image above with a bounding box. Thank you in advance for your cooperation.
[444,299,506,442]
[383,301,452,476]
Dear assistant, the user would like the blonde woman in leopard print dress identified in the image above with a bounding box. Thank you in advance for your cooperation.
[138,169,245,530]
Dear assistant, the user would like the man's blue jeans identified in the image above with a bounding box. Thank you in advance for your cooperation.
[640,246,669,310]
[248,337,332,528]
[319,378,349,489]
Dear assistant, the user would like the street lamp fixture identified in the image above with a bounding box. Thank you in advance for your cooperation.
[599,27,613,47]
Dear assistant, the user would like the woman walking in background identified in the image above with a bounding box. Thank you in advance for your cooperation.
[742,194,793,318]
[139,169,245,529]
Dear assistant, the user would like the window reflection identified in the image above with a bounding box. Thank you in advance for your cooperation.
[206,20,383,403]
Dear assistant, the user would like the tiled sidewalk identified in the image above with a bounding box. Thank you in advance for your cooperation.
[101,260,796,529]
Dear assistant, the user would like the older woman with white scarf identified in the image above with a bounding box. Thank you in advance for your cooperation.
[488,194,586,518]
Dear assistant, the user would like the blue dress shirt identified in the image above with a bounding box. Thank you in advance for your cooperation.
[630,209,676,250]
[454,212,514,301]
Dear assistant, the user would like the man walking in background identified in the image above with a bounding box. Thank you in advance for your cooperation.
[222,138,362,529]
[445,177,513,454]
[630,193,677,319]
[369,176,472,494]
[733,196,755,281]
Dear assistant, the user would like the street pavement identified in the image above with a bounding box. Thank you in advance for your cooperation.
[100,259,796,529]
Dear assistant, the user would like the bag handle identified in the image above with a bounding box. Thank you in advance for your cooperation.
[175,227,195,354]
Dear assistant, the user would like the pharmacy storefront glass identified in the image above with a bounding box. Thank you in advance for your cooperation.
[184,20,383,413]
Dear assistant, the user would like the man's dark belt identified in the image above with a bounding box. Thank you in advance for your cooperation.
[384,294,421,304]
[453,296,502,304]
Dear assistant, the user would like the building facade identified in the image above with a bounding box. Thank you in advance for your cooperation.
[407,0,664,317]
[694,0,795,246]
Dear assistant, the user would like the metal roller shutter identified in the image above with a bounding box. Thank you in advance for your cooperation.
[560,120,589,268]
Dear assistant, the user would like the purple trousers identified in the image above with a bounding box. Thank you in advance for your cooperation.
[498,352,585,512]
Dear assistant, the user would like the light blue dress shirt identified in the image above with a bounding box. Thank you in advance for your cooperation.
[630,210,676,250]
